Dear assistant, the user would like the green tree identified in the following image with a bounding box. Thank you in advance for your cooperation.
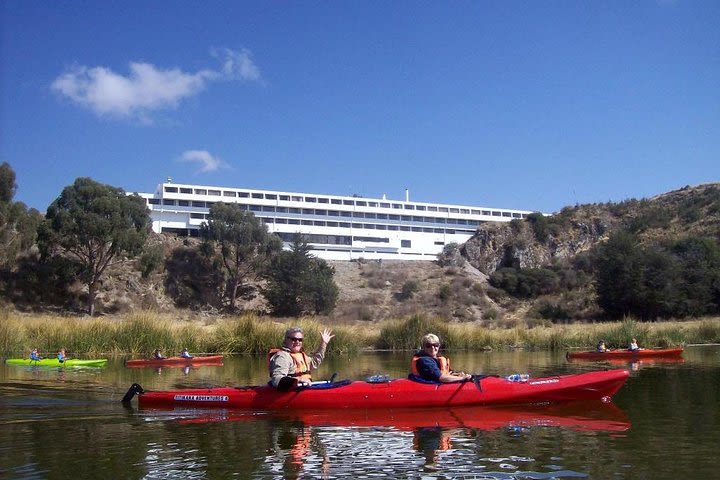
[593,231,644,318]
[39,177,150,315]
[0,162,42,268]
[306,259,339,315]
[202,203,281,309]
[0,161,16,203]
[593,232,698,319]
[264,236,338,316]
[671,237,720,316]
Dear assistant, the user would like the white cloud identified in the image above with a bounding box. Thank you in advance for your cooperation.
[179,150,227,173]
[213,47,262,82]
[51,48,261,119]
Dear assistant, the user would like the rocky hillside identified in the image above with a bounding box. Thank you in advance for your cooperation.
[463,183,720,276]
[6,183,719,324]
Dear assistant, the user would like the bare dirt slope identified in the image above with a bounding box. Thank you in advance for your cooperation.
[326,259,499,323]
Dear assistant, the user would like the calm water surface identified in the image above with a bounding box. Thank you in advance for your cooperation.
[1,346,718,479]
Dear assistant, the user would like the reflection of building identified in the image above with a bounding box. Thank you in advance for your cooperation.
[136,181,536,260]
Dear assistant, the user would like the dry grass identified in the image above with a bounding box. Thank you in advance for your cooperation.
[1,309,718,356]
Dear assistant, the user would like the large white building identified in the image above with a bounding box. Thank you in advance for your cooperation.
[137,182,536,261]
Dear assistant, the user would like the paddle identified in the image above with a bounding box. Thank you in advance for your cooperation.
[121,383,145,403]
[471,374,499,392]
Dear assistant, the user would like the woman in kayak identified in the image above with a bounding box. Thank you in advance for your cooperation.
[410,333,472,383]
[628,338,640,351]
[596,340,608,352]
[30,348,41,361]
[57,348,69,363]
[269,327,334,391]
[153,349,165,360]
[180,348,193,358]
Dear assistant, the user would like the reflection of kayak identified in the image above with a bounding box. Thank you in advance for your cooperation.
[176,401,631,433]
[124,355,224,368]
[123,369,630,409]
[566,348,684,361]
[5,358,108,367]
[605,357,686,366]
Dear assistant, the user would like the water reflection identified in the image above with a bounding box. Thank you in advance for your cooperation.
[568,356,687,373]
[413,426,453,472]
[130,402,629,478]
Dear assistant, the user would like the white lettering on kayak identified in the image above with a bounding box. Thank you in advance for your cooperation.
[528,379,560,386]
[173,394,229,402]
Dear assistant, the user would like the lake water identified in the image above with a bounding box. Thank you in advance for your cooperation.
[1,346,718,479]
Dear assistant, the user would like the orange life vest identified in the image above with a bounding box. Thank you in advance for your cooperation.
[410,355,450,376]
[268,348,313,383]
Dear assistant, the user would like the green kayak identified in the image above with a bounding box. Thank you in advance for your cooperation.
[5,358,108,367]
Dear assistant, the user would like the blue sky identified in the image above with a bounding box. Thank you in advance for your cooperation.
[1,1,718,214]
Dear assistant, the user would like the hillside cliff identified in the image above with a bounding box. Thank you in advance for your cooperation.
[464,183,720,276]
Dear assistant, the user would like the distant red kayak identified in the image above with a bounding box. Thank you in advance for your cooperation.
[566,348,683,361]
[123,369,630,409]
[125,355,224,368]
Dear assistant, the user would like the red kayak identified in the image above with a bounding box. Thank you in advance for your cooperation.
[566,348,683,361]
[122,369,630,409]
[174,401,630,432]
[124,355,224,368]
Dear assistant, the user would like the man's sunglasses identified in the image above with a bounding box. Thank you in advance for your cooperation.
[287,337,304,342]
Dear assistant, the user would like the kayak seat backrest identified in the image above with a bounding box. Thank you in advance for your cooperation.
[407,374,441,385]
[366,374,391,383]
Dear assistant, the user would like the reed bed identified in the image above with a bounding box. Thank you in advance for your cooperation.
[0,309,718,357]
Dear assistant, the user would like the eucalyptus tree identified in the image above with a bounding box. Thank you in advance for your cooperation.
[40,177,150,315]
[264,235,338,316]
[0,162,42,268]
[202,202,281,309]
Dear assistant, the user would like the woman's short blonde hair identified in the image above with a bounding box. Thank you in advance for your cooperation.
[422,333,440,347]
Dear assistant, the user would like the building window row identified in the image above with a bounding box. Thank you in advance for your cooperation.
[161,186,526,217]
[151,199,523,222]
[186,213,475,235]
[275,232,352,245]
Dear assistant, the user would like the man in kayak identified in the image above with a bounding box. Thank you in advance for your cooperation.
[410,333,471,383]
[180,348,193,358]
[153,349,165,360]
[269,327,335,391]
[30,348,41,361]
[597,340,608,352]
[628,338,640,351]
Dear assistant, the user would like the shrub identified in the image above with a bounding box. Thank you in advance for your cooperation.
[438,284,452,303]
[489,267,560,298]
[533,299,571,322]
[526,212,551,242]
[436,243,465,267]
[138,244,164,278]
[399,280,419,300]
